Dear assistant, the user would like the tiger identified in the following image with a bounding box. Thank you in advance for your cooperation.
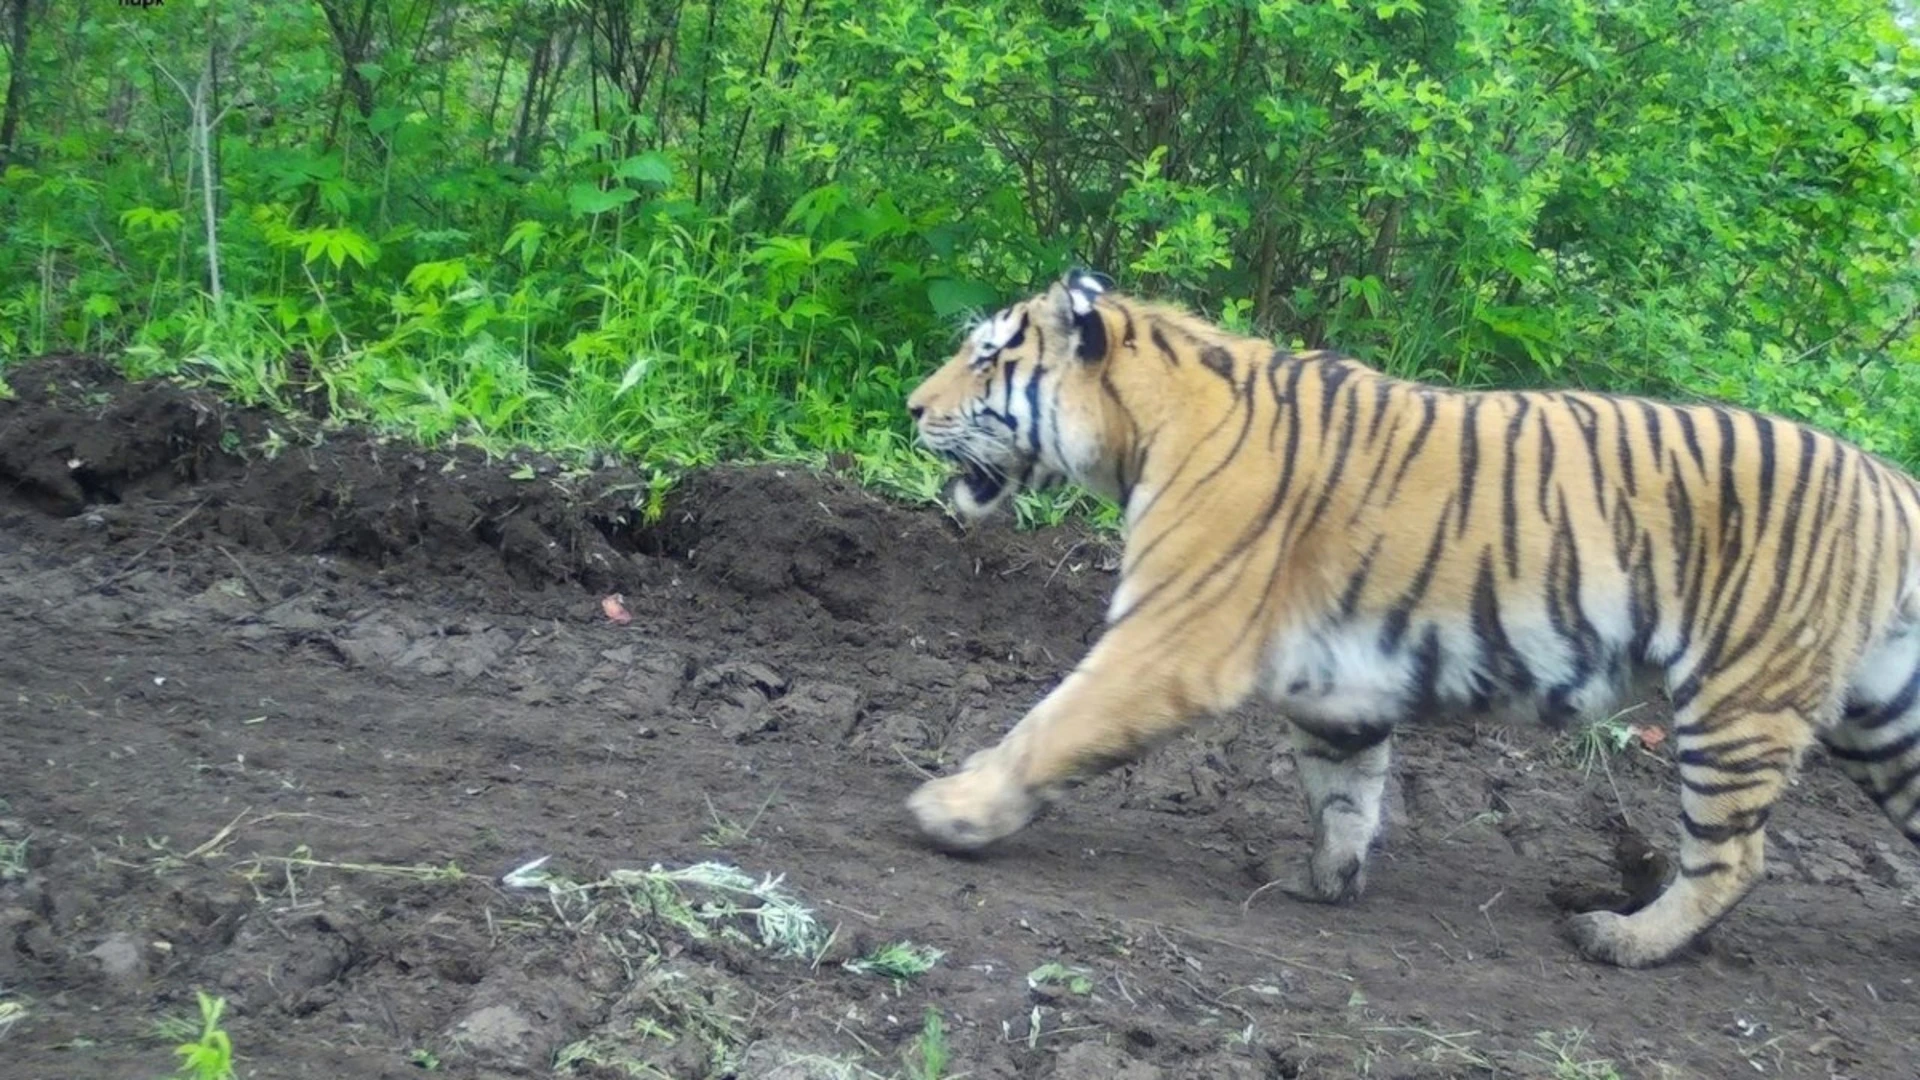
[903,271,1920,968]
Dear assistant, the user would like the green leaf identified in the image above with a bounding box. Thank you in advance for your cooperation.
[927,278,999,318]
[500,221,546,265]
[567,184,640,217]
[119,206,183,234]
[1026,963,1094,996]
[614,152,675,188]
[615,356,653,398]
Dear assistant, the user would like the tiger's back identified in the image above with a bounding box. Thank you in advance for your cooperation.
[904,273,1920,968]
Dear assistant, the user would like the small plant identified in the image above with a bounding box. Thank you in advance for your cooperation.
[1525,1029,1623,1080]
[1025,961,1094,996]
[1568,706,1649,776]
[903,1008,949,1080]
[0,835,26,880]
[844,940,944,982]
[504,857,828,958]
[168,992,236,1080]
[0,999,26,1041]
[700,791,777,849]
[241,847,466,884]
[408,1047,441,1070]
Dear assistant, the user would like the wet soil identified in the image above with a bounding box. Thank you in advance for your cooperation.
[1,356,1916,1079]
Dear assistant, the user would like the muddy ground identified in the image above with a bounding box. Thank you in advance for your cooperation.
[0,357,1916,1080]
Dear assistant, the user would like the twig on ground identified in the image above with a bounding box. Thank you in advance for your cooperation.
[96,501,207,590]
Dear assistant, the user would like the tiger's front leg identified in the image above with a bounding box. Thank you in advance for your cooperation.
[909,622,1252,851]
[1249,720,1394,903]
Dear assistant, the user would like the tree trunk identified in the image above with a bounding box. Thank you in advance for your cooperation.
[317,0,378,120]
[0,0,33,167]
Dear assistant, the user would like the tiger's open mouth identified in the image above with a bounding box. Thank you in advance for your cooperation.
[927,449,1017,521]
[956,460,1008,505]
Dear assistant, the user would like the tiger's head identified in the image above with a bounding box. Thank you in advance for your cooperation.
[907,272,1123,522]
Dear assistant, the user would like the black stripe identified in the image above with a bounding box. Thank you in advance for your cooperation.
[1407,624,1445,716]
[1299,366,1363,536]
[1471,548,1534,693]
[1023,365,1045,457]
[1638,400,1666,473]
[1456,397,1483,537]
[1608,397,1637,498]
[1076,305,1107,361]
[1542,491,1601,714]
[1562,394,1608,517]
[1611,497,1638,573]
[1829,726,1920,763]
[1682,775,1772,797]
[1385,394,1438,501]
[1265,349,1296,451]
[1752,413,1776,536]
[1679,860,1733,879]
[1381,495,1457,650]
[1294,721,1394,759]
[1365,378,1395,446]
[1354,408,1406,517]
[1681,808,1769,843]
[1002,312,1028,352]
[1787,444,1845,614]
[1200,345,1236,383]
[1339,536,1385,617]
[1628,541,1661,662]
[1711,407,1744,546]
[1500,396,1529,578]
[1150,323,1178,366]
[1535,408,1557,516]
[1675,408,1705,471]
[1677,740,1784,771]
[1319,361,1354,439]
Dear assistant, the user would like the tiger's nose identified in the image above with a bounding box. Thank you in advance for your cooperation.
[908,404,925,421]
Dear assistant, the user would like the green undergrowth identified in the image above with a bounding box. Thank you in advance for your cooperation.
[99,282,1110,529]
[3,0,1918,522]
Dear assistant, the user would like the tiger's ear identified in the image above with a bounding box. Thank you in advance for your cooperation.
[1039,270,1111,362]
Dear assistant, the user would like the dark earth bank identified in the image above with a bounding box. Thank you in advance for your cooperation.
[0,357,1916,1079]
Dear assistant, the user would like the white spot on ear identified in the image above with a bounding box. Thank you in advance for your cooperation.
[1067,273,1105,316]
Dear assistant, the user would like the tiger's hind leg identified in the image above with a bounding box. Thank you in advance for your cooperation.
[1566,680,1816,968]
[1825,643,1920,848]
[1253,720,1393,904]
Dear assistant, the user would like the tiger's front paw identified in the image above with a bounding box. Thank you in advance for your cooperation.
[907,751,1041,852]
[1246,849,1368,905]
[1563,909,1702,969]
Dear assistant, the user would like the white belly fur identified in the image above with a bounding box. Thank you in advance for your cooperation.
[1264,613,1640,728]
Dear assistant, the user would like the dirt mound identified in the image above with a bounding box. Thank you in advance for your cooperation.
[1,356,1916,1079]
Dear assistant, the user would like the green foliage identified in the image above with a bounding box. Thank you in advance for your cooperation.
[1,0,1917,492]
[1026,961,1095,997]
[843,940,945,982]
[166,992,237,1080]
[904,1008,950,1080]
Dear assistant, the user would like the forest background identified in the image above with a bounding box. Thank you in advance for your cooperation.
[2,0,1917,524]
